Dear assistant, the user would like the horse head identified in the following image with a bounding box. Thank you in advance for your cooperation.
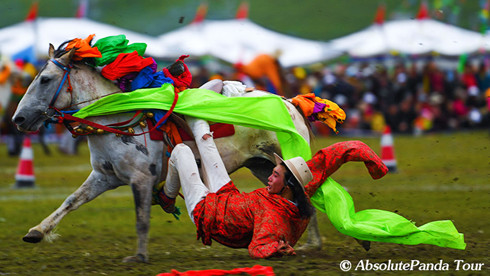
[12,41,119,132]
[12,44,75,132]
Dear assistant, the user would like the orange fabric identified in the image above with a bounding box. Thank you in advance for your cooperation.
[65,34,102,61]
[174,86,187,93]
[240,54,283,95]
[159,121,183,146]
[11,79,27,96]
[158,121,183,154]
[291,93,346,133]
[291,93,316,116]
[0,65,11,84]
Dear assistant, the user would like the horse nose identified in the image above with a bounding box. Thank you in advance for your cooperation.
[13,115,26,125]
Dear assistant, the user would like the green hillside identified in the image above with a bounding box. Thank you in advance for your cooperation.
[0,0,483,41]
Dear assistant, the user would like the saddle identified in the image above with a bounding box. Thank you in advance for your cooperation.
[147,118,235,142]
[147,79,235,144]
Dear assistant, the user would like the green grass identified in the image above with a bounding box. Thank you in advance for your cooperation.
[0,131,489,275]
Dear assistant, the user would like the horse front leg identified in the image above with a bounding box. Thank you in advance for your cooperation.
[23,170,120,243]
[122,178,153,263]
[298,209,322,250]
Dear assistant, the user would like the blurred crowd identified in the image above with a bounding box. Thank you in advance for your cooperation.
[2,54,490,157]
[190,56,490,136]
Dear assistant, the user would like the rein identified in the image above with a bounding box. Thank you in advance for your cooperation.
[47,58,180,137]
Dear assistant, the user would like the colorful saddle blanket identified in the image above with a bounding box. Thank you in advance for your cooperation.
[147,120,235,142]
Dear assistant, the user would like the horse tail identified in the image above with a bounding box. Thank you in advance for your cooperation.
[282,97,314,143]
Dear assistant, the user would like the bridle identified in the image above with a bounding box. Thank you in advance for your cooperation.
[46,58,121,115]
[48,58,73,113]
[44,57,180,138]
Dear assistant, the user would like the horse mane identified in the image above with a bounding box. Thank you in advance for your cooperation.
[55,40,97,67]
[54,40,71,58]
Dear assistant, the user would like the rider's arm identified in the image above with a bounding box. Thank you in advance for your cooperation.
[305,141,388,198]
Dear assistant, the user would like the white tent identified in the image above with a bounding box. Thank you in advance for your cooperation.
[330,19,490,57]
[158,19,341,67]
[0,17,166,60]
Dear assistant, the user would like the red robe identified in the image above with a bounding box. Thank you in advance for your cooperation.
[193,140,387,259]
[193,183,309,259]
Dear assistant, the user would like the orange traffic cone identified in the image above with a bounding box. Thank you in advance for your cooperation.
[381,125,398,173]
[14,137,35,188]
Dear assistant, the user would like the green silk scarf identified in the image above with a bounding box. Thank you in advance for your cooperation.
[311,178,465,249]
[73,83,465,250]
[74,83,311,160]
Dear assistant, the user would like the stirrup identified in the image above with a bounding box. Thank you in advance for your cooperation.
[153,187,181,219]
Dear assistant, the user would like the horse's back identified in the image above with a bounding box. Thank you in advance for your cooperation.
[183,90,310,184]
[242,90,310,143]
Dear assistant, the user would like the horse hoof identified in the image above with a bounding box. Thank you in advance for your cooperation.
[122,254,148,263]
[296,241,322,251]
[354,238,371,251]
[23,230,44,243]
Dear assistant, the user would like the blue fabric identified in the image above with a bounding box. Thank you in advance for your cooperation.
[132,67,174,90]
[152,109,170,128]
[265,79,278,95]
[12,45,36,64]
[148,72,174,88]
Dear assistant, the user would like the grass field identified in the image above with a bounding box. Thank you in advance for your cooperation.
[0,131,489,275]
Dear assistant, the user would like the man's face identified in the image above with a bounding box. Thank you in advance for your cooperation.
[267,164,286,194]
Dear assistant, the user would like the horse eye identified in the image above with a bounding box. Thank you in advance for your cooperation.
[40,76,51,84]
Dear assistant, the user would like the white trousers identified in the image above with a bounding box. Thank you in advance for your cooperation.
[164,116,231,222]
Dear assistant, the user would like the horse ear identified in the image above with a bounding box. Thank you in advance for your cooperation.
[59,47,76,65]
[48,44,55,59]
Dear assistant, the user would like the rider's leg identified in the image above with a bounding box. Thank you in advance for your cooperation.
[163,143,209,222]
[186,116,231,193]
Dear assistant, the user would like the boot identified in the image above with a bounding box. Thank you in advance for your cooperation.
[154,188,176,213]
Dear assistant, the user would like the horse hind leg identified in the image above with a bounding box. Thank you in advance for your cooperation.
[23,171,120,243]
[122,179,153,263]
[298,208,322,250]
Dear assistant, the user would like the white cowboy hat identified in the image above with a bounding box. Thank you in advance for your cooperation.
[274,153,313,189]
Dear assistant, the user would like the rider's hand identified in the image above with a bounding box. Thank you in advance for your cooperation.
[277,240,296,256]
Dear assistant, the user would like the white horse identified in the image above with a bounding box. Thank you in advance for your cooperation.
[12,43,321,262]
